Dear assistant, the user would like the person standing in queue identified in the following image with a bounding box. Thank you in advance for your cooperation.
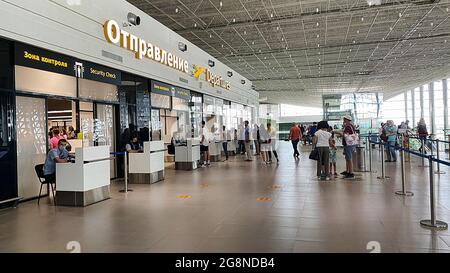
[43,139,70,184]
[267,123,279,164]
[243,121,252,161]
[384,120,398,162]
[337,116,357,178]
[252,124,260,156]
[289,122,301,159]
[313,121,332,181]
[200,121,210,166]
[49,129,61,149]
[222,125,229,161]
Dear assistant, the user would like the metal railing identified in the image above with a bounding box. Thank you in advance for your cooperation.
[368,138,449,230]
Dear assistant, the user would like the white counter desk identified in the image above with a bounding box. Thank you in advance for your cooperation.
[56,146,111,207]
[175,138,200,170]
[128,141,165,184]
[209,141,223,162]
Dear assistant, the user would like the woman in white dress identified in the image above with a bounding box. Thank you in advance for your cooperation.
[267,123,279,164]
[259,124,271,164]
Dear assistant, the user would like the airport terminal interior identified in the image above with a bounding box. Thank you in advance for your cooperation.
[1,0,450,254]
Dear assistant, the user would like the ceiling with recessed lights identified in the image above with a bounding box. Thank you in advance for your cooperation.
[126,0,450,106]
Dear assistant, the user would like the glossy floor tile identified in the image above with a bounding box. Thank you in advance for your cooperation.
[1,142,450,253]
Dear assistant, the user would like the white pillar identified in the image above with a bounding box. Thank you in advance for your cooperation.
[443,79,448,132]
[429,82,435,135]
[411,89,416,127]
[420,86,424,119]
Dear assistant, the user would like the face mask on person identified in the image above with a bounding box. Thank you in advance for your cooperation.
[58,143,67,151]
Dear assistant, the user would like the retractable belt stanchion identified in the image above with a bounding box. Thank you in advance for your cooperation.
[418,138,427,167]
[395,135,413,196]
[435,139,445,175]
[369,138,373,173]
[377,142,390,180]
[112,151,132,193]
[420,155,448,230]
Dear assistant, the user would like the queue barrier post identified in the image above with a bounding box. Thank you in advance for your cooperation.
[112,151,133,193]
[435,139,445,175]
[418,138,427,168]
[377,142,390,180]
[395,135,413,196]
[420,155,448,230]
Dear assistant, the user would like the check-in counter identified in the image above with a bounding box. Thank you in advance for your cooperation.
[128,141,165,184]
[175,138,200,170]
[56,146,110,207]
[209,141,222,162]
[224,140,235,156]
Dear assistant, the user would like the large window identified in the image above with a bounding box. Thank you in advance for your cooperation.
[280,104,323,116]
[434,81,444,139]
[382,93,406,126]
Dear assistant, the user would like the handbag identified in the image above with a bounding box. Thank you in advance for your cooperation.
[309,146,319,161]
[344,125,359,146]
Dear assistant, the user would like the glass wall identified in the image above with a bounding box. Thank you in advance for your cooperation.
[434,81,445,139]
[382,79,450,140]
[189,92,202,138]
[382,93,406,126]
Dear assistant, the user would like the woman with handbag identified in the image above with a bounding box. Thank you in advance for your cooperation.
[335,116,358,179]
[312,121,332,180]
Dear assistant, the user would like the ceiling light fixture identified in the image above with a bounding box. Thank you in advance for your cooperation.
[220,1,223,8]
[175,8,179,13]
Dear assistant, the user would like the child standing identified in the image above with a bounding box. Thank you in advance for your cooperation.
[329,129,338,177]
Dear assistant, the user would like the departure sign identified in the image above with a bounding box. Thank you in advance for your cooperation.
[103,19,189,74]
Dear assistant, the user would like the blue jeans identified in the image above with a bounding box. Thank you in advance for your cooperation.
[222,142,228,159]
[386,141,397,161]
[291,139,299,157]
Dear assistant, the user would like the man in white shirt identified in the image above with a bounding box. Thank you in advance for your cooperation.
[199,121,210,166]
[243,120,253,161]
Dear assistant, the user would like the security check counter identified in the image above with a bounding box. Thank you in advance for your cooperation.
[128,141,165,184]
[209,141,222,162]
[175,138,200,170]
[56,146,111,207]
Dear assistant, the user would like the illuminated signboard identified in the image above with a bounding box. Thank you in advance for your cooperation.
[15,43,121,85]
[103,20,189,74]
[192,65,231,90]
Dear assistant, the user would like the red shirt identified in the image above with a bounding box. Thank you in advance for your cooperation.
[289,126,301,141]
[50,136,60,149]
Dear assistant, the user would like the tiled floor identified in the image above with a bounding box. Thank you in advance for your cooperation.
[1,142,450,253]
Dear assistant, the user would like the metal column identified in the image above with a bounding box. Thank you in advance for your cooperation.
[404,91,408,122]
[429,82,435,135]
[443,79,448,135]
[411,89,416,127]
[420,86,424,119]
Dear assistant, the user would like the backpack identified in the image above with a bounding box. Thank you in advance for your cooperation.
[380,128,387,142]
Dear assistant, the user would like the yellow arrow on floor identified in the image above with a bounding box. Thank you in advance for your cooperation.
[177,195,192,199]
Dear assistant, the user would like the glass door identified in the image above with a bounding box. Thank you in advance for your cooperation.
[0,92,17,202]
[96,103,116,178]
